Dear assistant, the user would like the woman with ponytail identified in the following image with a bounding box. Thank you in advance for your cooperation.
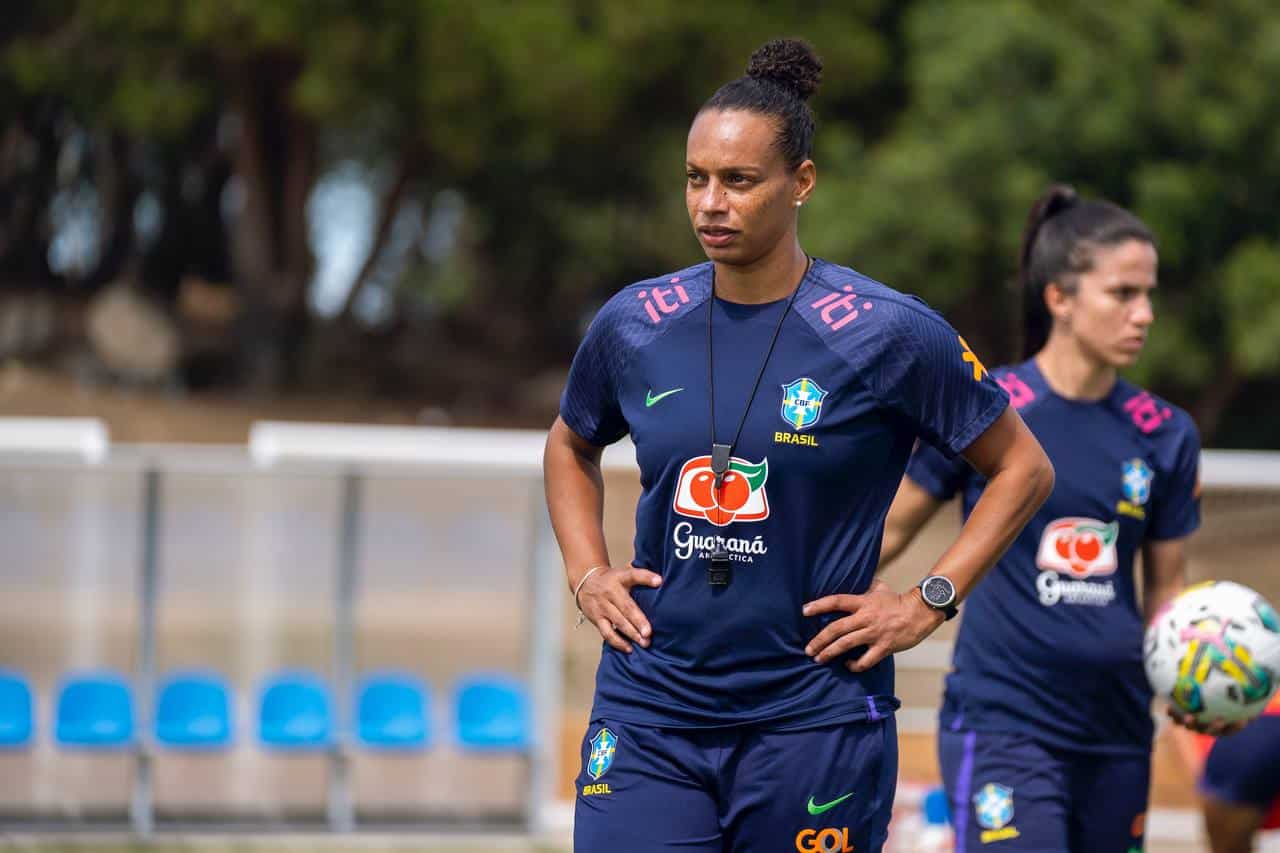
[880,185,1206,851]
[544,38,1053,852]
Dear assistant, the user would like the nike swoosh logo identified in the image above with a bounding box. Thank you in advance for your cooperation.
[807,792,854,815]
[645,387,684,407]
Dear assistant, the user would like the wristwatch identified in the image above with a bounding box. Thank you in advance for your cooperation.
[918,575,959,621]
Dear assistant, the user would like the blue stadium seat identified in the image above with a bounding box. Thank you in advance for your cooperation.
[155,671,233,749]
[0,669,33,747]
[258,671,331,750]
[55,672,134,749]
[357,672,430,750]
[454,673,530,751]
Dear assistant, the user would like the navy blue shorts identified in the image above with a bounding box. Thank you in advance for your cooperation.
[573,716,897,853]
[938,728,1149,852]
[1201,714,1280,817]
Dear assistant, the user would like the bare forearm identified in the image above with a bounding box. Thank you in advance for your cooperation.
[543,422,612,592]
[879,529,908,570]
[1143,539,1189,622]
[932,455,1053,600]
[1144,575,1185,623]
[878,477,944,571]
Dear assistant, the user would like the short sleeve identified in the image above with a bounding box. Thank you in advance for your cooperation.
[906,439,971,502]
[876,307,1009,458]
[559,307,629,447]
[1147,419,1202,541]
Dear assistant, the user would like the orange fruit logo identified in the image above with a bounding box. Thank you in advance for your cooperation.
[1036,517,1119,577]
[672,456,769,527]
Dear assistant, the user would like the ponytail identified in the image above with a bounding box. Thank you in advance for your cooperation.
[1019,185,1079,358]
[1018,184,1155,359]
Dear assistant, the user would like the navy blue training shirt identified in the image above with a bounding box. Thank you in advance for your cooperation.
[908,358,1201,754]
[560,258,1009,729]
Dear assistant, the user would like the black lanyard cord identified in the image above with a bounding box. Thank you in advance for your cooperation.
[704,255,811,585]
[707,255,811,468]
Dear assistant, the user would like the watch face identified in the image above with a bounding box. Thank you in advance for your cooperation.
[922,576,956,608]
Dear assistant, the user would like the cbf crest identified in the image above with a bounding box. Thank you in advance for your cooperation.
[588,727,617,780]
[973,782,1015,830]
[1122,458,1154,506]
[781,377,828,431]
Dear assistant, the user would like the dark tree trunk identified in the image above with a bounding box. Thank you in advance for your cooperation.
[338,152,417,321]
[227,55,316,390]
[83,129,140,292]
[1192,360,1242,446]
[0,109,60,287]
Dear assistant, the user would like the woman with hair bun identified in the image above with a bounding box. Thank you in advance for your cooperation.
[544,39,1053,851]
[881,185,1208,851]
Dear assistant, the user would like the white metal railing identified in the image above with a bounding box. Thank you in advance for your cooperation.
[0,419,581,837]
[0,416,108,462]
[1,416,1274,840]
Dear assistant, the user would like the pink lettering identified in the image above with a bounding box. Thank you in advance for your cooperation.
[810,292,842,310]
[651,286,681,314]
[997,374,1036,410]
[637,290,661,324]
[811,285,866,331]
[1123,392,1172,434]
[637,285,691,325]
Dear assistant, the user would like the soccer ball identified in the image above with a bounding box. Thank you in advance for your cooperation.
[1145,581,1280,724]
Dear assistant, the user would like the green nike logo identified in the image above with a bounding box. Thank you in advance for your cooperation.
[807,792,854,815]
[645,387,684,407]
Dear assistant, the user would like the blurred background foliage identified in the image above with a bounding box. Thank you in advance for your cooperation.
[1,0,1277,445]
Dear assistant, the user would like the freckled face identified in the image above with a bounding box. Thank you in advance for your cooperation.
[686,109,808,266]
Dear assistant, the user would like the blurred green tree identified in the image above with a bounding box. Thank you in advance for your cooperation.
[807,0,1280,442]
[2,0,1277,443]
[1,0,899,390]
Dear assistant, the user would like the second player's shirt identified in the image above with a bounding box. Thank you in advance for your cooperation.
[908,358,1201,753]
[560,258,1008,729]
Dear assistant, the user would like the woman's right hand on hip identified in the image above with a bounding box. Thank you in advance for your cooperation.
[579,565,662,653]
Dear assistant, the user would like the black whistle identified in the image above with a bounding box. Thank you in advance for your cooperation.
[711,443,732,479]
[708,443,734,585]
[708,550,731,586]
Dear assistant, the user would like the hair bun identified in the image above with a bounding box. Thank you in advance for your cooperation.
[746,38,823,101]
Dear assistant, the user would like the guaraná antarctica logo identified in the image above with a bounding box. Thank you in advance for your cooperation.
[1034,517,1120,607]
[672,455,770,527]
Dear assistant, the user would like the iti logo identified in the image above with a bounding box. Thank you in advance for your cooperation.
[672,455,769,527]
[1122,458,1154,506]
[587,727,617,781]
[810,285,873,332]
[637,277,691,324]
[781,377,827,431]
[973,782,1015,831]
[1036,517,1120,577]
[1123,391,1173,434]
[996,371,1036,410]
